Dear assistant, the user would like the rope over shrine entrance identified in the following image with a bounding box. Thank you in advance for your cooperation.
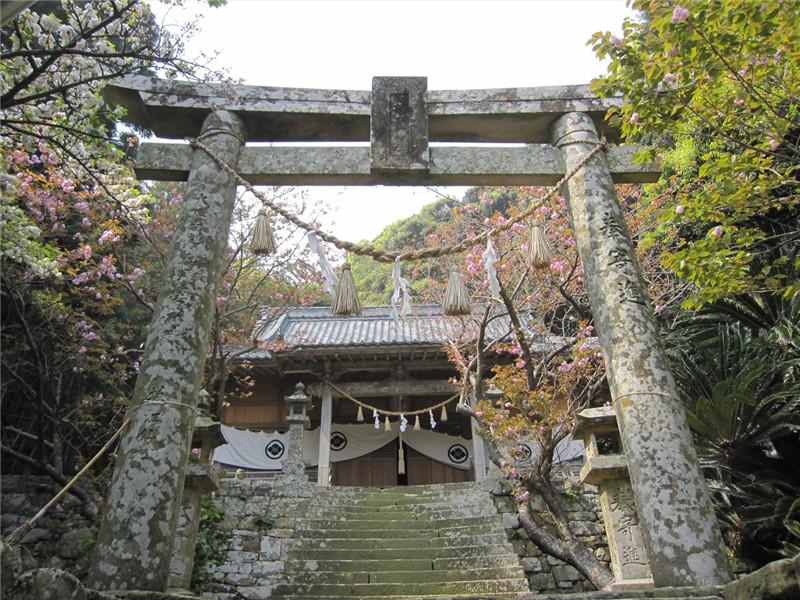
[189,136,608,264]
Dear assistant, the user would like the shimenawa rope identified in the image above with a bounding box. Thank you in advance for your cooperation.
[189,137,607,264]
[324,380,458,417]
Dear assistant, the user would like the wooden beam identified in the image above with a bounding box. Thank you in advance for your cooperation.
[104,76,624,143]
[320,379,457,398]
[135,143,659,185]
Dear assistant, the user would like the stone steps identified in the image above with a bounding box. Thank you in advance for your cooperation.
[270,482,530,599]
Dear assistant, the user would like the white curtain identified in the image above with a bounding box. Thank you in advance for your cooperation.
[212,423,476,471]
[403,428,473,471]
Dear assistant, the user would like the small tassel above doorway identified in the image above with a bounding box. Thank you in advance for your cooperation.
[384,415,391,431]
[440,404,448,422]
[332,263,362,316]
[250,208,275,255]
[356,405,364,423]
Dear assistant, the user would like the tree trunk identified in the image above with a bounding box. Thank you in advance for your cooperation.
[518,500,613,589]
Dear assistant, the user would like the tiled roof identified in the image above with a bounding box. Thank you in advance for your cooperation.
[251,305,555,354]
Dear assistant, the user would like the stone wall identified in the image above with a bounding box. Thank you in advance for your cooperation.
[0,475,97,578]
[491,462,611,593]
[205,476,312,599]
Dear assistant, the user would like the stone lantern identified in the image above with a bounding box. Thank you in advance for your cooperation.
[286,382,311,427]
[574,406,653,591]
[283,383,310,478]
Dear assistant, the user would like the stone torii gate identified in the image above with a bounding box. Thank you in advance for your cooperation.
[89,75,731,591]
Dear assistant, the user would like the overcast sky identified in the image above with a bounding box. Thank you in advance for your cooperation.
[152,0,632,241]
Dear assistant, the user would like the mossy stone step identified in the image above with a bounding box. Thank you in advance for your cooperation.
[432,554,523,570]
[289,532,509,550]
[270,595,530,600]
[293,544,513,561]
[272,578,530,597]
[280,568,526,586]
[369,567,526,584]
[294,523,501,539]
[304,506,496,520]
[296,515,500,530]
[283,558,434,573]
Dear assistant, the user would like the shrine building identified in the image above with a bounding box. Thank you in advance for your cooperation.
[213,305,582,487]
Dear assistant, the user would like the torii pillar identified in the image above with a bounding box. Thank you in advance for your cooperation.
[552,112,731,587]
[89,110,246,591]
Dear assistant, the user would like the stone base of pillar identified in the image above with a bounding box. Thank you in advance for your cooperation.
[609,578,654,592]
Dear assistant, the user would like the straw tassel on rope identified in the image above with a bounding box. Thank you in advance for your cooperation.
[250,208,276,255]
[357,405,364,423]
[440,404,448,422]
[398,435,406,475]
[442,269,472,316]
[384,415,392,431]
[527,224,554,269]
[332,263,362,316]
[414,415,421,431]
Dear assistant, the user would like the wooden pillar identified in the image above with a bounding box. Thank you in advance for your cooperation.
[551,112,730,587]
[89,110,245,591]
[317,383,333,486]
[470,418,487,483]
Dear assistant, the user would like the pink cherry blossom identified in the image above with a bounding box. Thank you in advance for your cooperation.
[675,204,685,215]
[671,6,689,23]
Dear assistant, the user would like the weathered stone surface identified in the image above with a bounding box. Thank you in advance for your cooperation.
[1,476,97,576]
[552,111,731,587]
[135,142,659,185]
[20,528,51,544]
[57,528,95,560]
[370,76,429,172]
[88,110,246,591]
[12,568,87,600]
[723,554,799,600]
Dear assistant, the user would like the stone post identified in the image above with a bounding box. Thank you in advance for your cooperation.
[575,407,652,589]
[89,110,246,591]
[316,383,333,486]
[551,112,731,587]
[168,461,220,590]
[168,415,224,590]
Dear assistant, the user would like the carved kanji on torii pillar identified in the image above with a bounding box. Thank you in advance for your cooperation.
[91,75,731,591]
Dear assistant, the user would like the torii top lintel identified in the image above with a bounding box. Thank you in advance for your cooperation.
[104,75,624,144]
